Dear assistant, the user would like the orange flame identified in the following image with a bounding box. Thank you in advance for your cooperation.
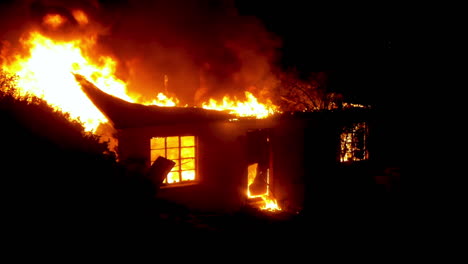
[143,92,180,107]
[72,10,89,26]
[202,92,280,119]
[247,163,281,211]
[43,14,66,28]
[1,30,180,132]
[2,13,281,132]
[1,31,132,132]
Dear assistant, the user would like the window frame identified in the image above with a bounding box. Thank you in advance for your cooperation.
[150,135,198,186]
[339,121,369,163]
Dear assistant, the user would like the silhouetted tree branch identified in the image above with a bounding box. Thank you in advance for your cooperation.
[275,69,344,112]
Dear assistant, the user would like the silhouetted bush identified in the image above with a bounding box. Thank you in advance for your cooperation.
[1,72,160,238]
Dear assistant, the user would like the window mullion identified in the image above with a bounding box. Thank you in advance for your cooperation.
[165,137,168,182]
[178,136,182,182]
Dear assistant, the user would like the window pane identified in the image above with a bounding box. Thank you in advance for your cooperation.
[167,136,179,148]
[181,158,195,171]
[181,136,195,147]
[151,137,165,149]
[167,148,179,160]
[171,160,180,172]
[167,172,180,183]
[151,149,166,162]
[181,147,195,158]
[181,170,195,181]
[151,151,157,163]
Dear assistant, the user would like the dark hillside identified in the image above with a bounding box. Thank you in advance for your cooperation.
[0,72,165,242]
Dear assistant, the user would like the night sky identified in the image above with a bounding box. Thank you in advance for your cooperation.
[235,0,396,109]
[234,0,401,165]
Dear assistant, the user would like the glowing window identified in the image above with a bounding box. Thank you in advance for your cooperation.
[150,136,196,184]
[340,122,369,163]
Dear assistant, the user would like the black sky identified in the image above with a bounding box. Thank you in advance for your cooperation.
[235,0,396,108]
[236,1,402,162]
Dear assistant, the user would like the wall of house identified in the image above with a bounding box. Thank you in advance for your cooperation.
[116,114,355,214]
[268,118,307,213]
[301,112,378,215]
[117,120,251,213]
[303,116,342,214]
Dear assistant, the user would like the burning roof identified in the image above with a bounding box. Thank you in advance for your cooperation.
[1,0,368,137]
[74,74,233,129]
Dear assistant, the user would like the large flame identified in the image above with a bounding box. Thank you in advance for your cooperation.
[2,31,180,132]
[3,31,113,132]
[2,30,279,132]
[202,92,280,119]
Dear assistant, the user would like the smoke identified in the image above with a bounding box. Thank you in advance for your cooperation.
[1,0,283,105]
[97,0,283,105]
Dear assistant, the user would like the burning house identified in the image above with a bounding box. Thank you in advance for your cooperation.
[0,1,380,217]
[76,75,372,214]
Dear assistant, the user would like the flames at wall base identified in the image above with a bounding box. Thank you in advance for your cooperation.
[247,163,281,212]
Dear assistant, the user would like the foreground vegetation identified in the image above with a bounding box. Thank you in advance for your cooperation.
[1,72,167,240]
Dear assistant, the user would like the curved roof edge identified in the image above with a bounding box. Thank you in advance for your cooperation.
[74,74,233,129]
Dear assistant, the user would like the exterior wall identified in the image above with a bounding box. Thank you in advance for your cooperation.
[269,118,306,213]
[117,120,255,213]
[116,114,360,214]
[303,117,343,213]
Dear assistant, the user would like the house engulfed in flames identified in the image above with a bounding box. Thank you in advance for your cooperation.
[76,75,372,214]
[0,3,376,215]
